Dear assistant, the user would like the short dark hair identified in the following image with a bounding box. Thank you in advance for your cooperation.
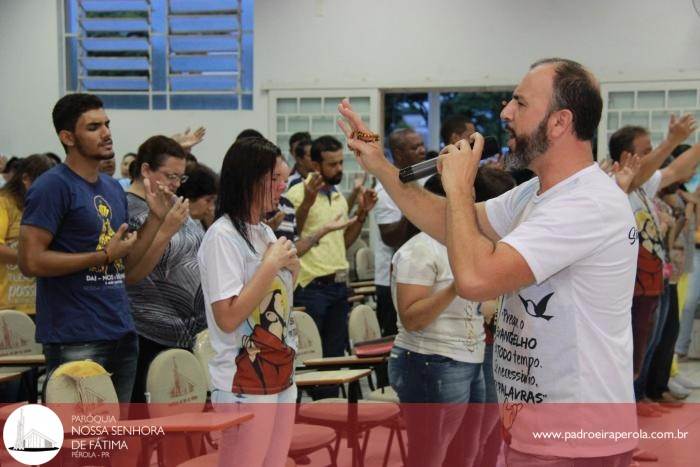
[387,128,417,154]
[440,115,470,145]
[2,157,22,174]
[236,128,264,141]
[474,167,516,202]
[177,163,219,200]
[289,132,311,151]
[131,135,187,180]
[217,137,281,252]
[530,58,602,142]
[293,139,312,159]
[52,93,104,134]
[310,135,342,163]
[43,152,62,165]
[608,126,648,162]
[1,154,56,209]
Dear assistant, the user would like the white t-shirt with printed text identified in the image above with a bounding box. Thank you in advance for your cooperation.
[485,164,638,457]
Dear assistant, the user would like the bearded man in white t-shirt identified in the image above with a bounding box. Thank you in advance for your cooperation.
[339,58,638,466]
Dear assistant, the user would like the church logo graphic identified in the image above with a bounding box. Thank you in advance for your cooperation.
[3,404,64,464]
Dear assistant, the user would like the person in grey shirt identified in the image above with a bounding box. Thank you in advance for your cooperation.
[126,135,204,404]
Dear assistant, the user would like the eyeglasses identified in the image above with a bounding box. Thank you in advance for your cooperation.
[158,170,188,183]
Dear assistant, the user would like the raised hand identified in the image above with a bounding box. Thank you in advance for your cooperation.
[160,197,190,237]
[337,99,390,175]
[668,114,697,145]
[172,126,206,151]
[437,135,485,196]
[323,213,356,233]
[264,210,285,231]
[358,187,378,213]
[303,172,324,204]
[144,178,175,221]
[612,152,641,194]
[105,223,138,262]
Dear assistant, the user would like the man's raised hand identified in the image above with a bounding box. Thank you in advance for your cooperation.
[337,99,388,175]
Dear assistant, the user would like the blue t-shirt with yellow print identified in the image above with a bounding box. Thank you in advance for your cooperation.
[22,164,134,343]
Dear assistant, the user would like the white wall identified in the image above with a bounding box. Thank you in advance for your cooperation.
[2,0,700,169]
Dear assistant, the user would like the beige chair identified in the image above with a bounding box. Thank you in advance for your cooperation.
[348,304,381,346]
[192,330,215,392]
[0,310,42,356]
[44,360,138,456]
[347,305,399,404]
[346,239,368,281]
[295,310,404,466]
[146,349,208,417]
[354,247,374,281]
[146,349,210,466]
[292,310,323,370]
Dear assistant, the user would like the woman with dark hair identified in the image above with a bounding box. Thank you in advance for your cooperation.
[125,135,204,405]
[0,154,56,313]
[177,163,218,231]
[198,137,299,467]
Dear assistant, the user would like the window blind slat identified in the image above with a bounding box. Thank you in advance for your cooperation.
[82,0,150,12]
[81,57,150,71]
[169,16,238,33]
[80,18,150,32]
[170,75,238,91]
[169,35,238,53]
[170,54,236,72]
[80,77,150,90]
[82,38,150,52]
[170,0,236,13]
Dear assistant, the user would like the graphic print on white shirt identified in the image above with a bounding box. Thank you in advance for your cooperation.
[485,164,638,457]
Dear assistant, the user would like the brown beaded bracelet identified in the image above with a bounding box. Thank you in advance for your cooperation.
[353,130,380,142]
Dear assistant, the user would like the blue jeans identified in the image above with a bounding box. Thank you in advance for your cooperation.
[389,346,484,467]
[293,281,349,358]
[635,283,670,398]
[676,248,700,355]
[43,332,139,403]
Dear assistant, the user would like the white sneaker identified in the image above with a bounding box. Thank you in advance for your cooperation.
[673,374,700,389]
[668,379,692,397]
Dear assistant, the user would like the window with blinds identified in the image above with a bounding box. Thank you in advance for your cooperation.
[63,0,253,110]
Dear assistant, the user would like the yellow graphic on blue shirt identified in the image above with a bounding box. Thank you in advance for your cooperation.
[233,276,295,395]
[90,195,124,274]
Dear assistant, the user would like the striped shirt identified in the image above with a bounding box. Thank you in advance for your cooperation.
[126,193,207,348]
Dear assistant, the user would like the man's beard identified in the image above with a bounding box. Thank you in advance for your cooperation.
[325,173,343,185]
[76,137,115,161]
[506,115,550,170]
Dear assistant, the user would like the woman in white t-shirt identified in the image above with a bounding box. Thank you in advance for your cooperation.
[388,174,485,467]
[198,137,299,467]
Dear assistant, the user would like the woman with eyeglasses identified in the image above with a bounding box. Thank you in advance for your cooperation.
[126,135,207,407]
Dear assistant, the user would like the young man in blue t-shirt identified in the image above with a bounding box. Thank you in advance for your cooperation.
[19,93,174,402]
